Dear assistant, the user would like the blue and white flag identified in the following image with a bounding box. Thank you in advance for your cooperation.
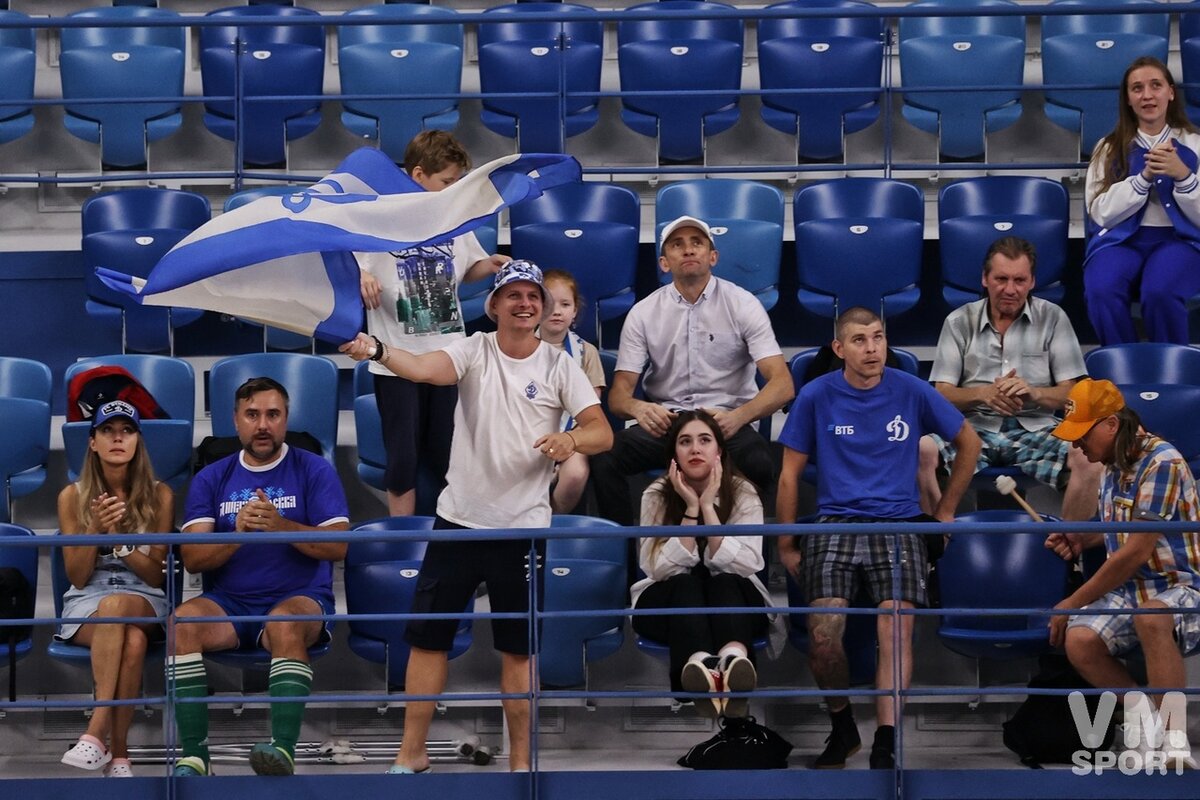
[97,148,581,343]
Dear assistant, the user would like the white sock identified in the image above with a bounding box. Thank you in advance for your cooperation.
[717,643,748,660]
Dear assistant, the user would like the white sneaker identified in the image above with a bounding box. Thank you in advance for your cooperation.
[1163,729,1196,771]
[718,654,757,719]
[680,653,723,719]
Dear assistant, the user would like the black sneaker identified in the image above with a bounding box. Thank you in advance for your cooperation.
[869,745,895,769]
[811,722,861,769]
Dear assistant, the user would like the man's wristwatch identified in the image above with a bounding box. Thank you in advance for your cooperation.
[113,545,136,558]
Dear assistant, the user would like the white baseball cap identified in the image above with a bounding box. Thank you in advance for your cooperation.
[659,215,713,253]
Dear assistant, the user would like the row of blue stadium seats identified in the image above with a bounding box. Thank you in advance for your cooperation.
[4,342,1199,527]
[0,509,1131,692]
[74,176,1068,353]
[3,0,1198,165]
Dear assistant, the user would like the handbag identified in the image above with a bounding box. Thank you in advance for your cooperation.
[677,716,794,770]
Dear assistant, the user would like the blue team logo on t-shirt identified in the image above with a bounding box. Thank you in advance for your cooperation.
[525,381,538,400]
[217,486,296,524]
[886,414,910,442]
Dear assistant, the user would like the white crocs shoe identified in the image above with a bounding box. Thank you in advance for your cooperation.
[105,759,134,778]
[62,735,112,771]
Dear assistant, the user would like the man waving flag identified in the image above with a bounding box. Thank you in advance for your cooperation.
[96,148,581,343]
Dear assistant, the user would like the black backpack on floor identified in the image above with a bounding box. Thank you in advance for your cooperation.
[1002,654,1116,767]
[0,567,33,702]
[678,716,794,770]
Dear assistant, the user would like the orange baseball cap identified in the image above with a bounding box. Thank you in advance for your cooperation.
[1052,379,1126,441]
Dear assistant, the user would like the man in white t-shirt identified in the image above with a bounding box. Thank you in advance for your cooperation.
[341,259,613,774]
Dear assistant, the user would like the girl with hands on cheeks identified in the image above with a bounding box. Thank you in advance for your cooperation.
[56,401,173,778]
[630,410,771,720]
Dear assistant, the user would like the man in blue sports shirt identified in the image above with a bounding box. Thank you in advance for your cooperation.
[776,307,981,769]
[167,376,350,777]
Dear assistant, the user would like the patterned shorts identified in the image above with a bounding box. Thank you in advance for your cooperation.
[933,417,1071,489]
[1067,584,1200,656]
[800,516,930,607]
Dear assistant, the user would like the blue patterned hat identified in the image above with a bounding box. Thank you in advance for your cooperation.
[91,399,141,431]
[485,259,553,322]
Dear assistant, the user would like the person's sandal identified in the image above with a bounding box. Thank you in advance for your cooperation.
[105,758,134,778]
[61,735,112,771]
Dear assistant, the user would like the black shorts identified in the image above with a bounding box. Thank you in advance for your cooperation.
[403,516,545,655]
[800,515,931,607]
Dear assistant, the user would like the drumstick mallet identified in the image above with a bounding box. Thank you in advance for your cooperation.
[993,474,1044,522]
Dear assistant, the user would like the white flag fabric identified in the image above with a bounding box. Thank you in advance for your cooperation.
[97,147,582,343]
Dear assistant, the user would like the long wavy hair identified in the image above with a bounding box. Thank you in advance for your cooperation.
[1093,57,1197,195]
[76,428,159,533]
[646,410,745,536]
[1111,406,1148,475]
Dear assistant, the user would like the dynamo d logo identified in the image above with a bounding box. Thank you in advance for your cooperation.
[886,414,910,442]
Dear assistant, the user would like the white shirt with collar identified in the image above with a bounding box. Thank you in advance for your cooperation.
[615,276,782,411]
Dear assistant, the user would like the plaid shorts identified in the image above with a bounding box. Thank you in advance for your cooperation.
[933,417,1071,489]
[1067,584,1200,656]
[800,516,930,607]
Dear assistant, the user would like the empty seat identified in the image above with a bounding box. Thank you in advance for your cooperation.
[59,7,186,169]
[200,5,325,166]
[757,0,883,162]
[0,358,52,503]
[337,4,463,163]
[898,0,1025,161]
[0,10,36,146]
[617,1,743,163]
[82,188,210,354]
[1180,9,1200,124]
[655,179,784,310]
[208,353,338,466]
[62,355,196,492]
[939,510,1069,660]
[0,399,50,524]
[478,3,603,153]
[793,178,924,322]
[509,181,640,345]
[1041,0,1169,158]
[937,176,1070,307]
[1084,343,1200,385]
[1117,384,1200,469]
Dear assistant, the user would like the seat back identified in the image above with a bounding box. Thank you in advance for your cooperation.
[352,361,387,490]
[1181,8,1200,121]
[1118,384,1200,463]
[940,511,1069,631]
[62,355,196,490]
[510,182,640,343]
[898,15,1025,159]
[617,1,743,162]
[0,11,35,142]
[757,0,883,162]
[478,3,603,152]
[655,180,784,308]
[540,515,627,687]
[0,358,52,403]
[937,176,1069,307]
[0,399,50,523]
[1085,343,1200,385]
[793,179,925,319]
[338,3,463,48]
[0,525,38,650]
[345,516,472,687]
[61,6,186,50]
[1041,0,1169,157]
[208,353,339,465]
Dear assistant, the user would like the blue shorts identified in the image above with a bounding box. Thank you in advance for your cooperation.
[201,590,335,650]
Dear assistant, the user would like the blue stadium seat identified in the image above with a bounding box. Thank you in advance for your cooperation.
[222,188,316,352]
[617,1,743,163]
[939,510,1069,661]
[937,176,1070,307]
[345,516,473,689]
[0,399,49,525]
[478,3,603,153]
[1117,384,1200,470]
[0,11,37,146]
[59,7,186,168]
[655,179,784,311]
[757,0,883,162]
[1084,343,1200,386]
[352,361,387,493]
[509,181,640,346]
[81,188,211,354]
[793,178,924,322]
[0,358,51,503]
[1041,0,1169,158]
[1180,7,1200,125]
[208,353,339,466]
[0,524,37,666]
[541,515,627,688]
[338,4,463,163]
[62,355,196,492]
[454,216,500,324]
[200,5,325,166]
[898,0,1025,161]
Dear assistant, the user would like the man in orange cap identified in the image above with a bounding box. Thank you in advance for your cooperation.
[1047,378,1200,769]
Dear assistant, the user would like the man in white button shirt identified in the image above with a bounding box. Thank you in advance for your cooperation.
[925,236,1103,520]
[593,216,794,525]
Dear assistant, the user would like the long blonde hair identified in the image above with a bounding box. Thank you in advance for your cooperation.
[1094,57,1197,195]
[76,431,159,533]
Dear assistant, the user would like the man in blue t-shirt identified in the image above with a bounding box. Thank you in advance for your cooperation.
[167,377,350,778]
[776,308,981,770]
